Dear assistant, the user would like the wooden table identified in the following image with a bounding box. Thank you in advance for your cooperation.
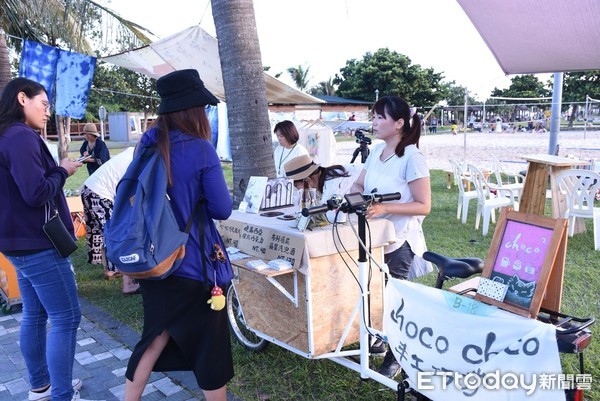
[520,154,591,234]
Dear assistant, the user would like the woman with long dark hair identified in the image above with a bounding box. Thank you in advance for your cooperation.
[124,70,233,401]
[0,77,88,401]
[351,95,431,378]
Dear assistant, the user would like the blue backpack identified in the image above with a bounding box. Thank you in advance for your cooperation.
[104,146,196,280]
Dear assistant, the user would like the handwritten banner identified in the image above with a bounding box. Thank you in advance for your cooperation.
[384,279,563,401]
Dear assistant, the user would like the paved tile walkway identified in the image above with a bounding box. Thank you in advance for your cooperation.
[0,298,241,401]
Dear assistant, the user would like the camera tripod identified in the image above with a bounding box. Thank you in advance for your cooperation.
[350,141,370,163]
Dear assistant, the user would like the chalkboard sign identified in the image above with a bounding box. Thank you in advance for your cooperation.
[475,208,567,318]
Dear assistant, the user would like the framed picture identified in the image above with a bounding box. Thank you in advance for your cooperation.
[240,176,268,214]
[475,208,567,318]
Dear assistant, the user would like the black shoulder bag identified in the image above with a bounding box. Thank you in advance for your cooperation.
[43,198,78,258]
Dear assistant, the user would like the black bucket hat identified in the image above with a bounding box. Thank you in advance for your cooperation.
[156,69,219,114]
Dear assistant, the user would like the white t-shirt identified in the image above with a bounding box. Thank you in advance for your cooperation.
[83,147,135,201]
[363,143,429,256]
[274,143,309,177]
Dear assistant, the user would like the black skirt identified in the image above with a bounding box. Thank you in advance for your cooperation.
[125,275,234,391]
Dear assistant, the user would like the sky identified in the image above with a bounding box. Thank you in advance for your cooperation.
[104,0,524,102]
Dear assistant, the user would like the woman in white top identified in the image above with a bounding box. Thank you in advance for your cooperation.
[352,96,431,378]
[353,96,430,280]
[273,120,309,177]
[81,147,137,292]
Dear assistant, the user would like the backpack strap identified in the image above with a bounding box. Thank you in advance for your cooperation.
[184,199,203,234]
[192,197,211,287]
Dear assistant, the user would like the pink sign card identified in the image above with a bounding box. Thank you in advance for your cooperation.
[491,220,552,282]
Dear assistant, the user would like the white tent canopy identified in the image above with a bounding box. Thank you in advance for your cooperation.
[456,0,600,75]
[100,25,324,105]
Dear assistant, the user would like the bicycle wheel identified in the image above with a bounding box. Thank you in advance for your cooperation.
[226,284,268,351]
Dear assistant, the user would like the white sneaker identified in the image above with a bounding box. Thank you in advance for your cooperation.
[28,379,83,401]
[71,390,104,401]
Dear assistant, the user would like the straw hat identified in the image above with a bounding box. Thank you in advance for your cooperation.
[82,123,99,137]
[284,155,320,181]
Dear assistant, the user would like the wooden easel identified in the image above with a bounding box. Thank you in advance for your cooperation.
[540,224,567,312]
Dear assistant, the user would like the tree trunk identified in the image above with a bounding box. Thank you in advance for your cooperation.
[0,29,13,94]
[211,0,275,207]
[55,115,71,160]
[568,104,578,128]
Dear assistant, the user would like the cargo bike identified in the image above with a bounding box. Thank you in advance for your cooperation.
[223,193,594,401]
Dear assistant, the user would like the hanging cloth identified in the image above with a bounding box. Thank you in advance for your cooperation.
[19,40,59,103]
[54,50,96,119]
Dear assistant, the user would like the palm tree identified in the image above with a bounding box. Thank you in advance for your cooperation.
[287,64,311,91]
[212,0,275,206]
[0,28,11,91]
[0,0,153,158]
[309,78,336,96]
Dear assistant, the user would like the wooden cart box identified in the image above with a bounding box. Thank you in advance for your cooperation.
[220,211,395,358]
[232,247,385,357]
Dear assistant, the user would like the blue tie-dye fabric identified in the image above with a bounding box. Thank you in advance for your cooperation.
[19,40,59,103]
[55,50,96,119]
[206,105,219,148]
[20,41,96,119]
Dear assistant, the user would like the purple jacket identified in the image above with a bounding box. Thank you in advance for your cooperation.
[139,128,232,281]
[0,123,74,252]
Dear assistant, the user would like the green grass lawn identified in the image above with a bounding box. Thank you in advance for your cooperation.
[62,162,598,401]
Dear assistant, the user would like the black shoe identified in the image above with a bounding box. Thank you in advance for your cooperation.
[378,350,401,378]
[369,338,386,356]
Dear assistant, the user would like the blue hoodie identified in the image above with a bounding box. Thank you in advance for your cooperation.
[0,123,74,252]
[139,128,233,283]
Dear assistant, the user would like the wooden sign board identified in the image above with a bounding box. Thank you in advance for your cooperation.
[475,208,567,318]
[217,220,304,270]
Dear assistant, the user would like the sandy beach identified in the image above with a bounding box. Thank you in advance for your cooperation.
[336,130,600,174]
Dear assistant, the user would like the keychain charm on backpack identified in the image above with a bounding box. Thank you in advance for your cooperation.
[207,270,225,311]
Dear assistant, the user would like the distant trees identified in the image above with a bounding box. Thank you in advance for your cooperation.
[490,75,549,99]
[333,48,447,107]
[561,71,600,127]
[308,78,336,96]
[87,64,157,120]
[487,75,549,122]
[443,81,476,106]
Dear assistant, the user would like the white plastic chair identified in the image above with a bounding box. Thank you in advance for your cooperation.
[555,169,600,249]
[468,163,517,236]
[490,154,525,204]
[450,159,477,224]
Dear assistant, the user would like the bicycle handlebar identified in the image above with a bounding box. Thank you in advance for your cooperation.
[301,192,401,217]
[301,204,330,217]
[369,192,401,203]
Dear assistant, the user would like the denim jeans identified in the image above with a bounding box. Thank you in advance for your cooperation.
[6,248,81,401]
